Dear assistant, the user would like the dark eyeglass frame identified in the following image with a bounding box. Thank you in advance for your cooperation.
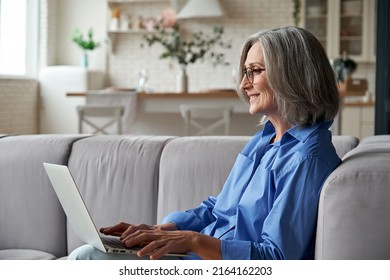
[242,67,266,84]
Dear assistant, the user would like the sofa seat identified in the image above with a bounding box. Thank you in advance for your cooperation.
[0,249,57,260]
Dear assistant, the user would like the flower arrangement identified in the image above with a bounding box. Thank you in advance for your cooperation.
[141,9,231,67]
[143,24,231,67]
[72,28,101,51]
[72,28,101,68]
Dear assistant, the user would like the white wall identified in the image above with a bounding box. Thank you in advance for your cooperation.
[106,0,296,91]
[53,0,376,94]
[0,78,39,134]
[53,0,297,90]
[56,0,107,73]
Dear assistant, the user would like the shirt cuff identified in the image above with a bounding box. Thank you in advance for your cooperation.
[221,239,252,260]
[162,211,201,231]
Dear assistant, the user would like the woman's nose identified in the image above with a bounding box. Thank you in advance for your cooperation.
[240,75,250,90]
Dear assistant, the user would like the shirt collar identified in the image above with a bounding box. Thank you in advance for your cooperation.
[262,121,276,137]
[263,120,333,143]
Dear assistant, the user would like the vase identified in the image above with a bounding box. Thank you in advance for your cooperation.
[176,65,188,93]
[81,51,89,68]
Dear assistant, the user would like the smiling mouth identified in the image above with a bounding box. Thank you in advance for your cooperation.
[248,94,260,101]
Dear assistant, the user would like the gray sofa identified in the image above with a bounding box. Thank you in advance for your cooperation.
[0,133,389,260]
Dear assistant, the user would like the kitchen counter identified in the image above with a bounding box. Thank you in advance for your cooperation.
[66,90,249,113]
[66,89,239,99]
[66,89,260,136]
[343,100,375,107]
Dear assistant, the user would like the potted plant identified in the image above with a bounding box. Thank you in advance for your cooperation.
[72,28,101,68]
[332,51,357,82]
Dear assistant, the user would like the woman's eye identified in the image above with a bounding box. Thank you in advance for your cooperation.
[252,68,265,74]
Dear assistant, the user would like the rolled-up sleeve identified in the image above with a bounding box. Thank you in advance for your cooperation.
[162,196,217,232]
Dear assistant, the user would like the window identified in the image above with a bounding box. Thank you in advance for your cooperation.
[0,0,39,76]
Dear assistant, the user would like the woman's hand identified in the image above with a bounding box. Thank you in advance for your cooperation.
[100,222,178,239]
[121,228,222,260]
[100,222,221,259]
[100,222,154,237]
[121,228,194,259]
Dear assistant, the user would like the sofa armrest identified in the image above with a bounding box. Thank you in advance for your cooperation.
[316,136,390,259]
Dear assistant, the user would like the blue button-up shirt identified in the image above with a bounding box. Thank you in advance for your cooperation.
[163,120,341,259]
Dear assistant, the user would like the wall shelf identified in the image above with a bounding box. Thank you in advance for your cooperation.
[106,0,168,53]
[108,30,156,34]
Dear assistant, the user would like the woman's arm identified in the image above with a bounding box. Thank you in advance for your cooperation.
[162,196,218,232]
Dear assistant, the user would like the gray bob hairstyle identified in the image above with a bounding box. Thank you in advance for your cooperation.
[236,26,339,127]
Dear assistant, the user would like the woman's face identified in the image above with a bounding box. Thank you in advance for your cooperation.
[240,42,278,116]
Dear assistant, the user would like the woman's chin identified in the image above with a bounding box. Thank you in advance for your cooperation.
[249,106,261,115]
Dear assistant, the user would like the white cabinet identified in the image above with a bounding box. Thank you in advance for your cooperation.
[341,103,374,139]
[302,0,376,62]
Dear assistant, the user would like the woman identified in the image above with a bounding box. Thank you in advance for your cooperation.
[69,26,341,260]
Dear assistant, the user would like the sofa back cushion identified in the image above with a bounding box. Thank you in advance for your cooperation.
[157,136,250,223]
[331,135,359,159]
[0,135,84,258]
[316,135,390,259]
[157,135,358,224]
[67,135,174,253]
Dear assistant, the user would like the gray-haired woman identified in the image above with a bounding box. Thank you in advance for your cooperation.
[69,26,341,260]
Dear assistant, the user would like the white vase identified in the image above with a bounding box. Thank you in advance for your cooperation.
[176,65,188,93]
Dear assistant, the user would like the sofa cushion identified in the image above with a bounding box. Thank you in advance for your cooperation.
[157,136,250,223]
[316,136,390,259]
[0,135,86,259]
[157,135,357,224]
[66,135,175,254]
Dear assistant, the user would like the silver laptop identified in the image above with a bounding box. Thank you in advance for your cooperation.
[43,162,186,257]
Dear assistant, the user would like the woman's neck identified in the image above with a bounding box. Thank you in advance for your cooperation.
[268,116,293,143]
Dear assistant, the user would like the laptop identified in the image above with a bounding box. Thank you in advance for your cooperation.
[43,162,186,257]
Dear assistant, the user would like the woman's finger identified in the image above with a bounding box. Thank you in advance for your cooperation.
[100,222,130,235]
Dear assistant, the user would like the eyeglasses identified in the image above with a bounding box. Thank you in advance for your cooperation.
[243,67,266,84]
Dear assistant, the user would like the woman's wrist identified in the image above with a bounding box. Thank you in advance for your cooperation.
[190,232,222,260]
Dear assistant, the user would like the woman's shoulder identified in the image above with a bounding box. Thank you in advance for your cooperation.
[283,121,338,159]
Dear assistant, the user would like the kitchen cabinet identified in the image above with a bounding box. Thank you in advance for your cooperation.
[302,0,376,62]
[341,102,374,139]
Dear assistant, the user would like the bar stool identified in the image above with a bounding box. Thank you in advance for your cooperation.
[76,105,125,134]
[179,104,233,136]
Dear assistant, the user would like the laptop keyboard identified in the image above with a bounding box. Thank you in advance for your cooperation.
[102,236,126,249]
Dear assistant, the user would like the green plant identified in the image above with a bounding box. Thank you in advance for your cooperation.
[292,0,301,26]
[333,52,357,82]
[72,28,101,51]
[142,24,231,67]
